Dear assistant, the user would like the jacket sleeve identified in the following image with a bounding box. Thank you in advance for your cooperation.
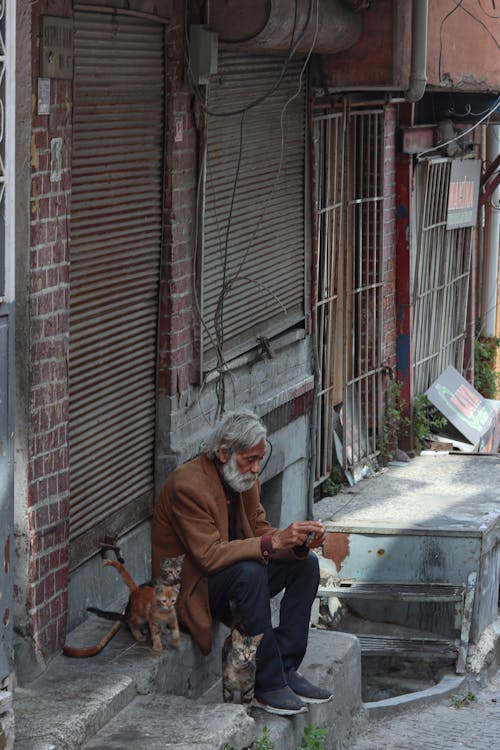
[168,480,267,576]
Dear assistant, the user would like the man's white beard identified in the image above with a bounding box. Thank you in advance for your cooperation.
[221,453,258,493]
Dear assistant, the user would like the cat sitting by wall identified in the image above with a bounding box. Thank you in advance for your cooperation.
[63,557,182,657]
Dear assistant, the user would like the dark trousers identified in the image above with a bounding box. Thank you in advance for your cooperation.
[208,553,319,692]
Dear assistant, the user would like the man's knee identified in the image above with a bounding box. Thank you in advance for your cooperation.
[304,551,320,576]
[230,559,268,589]
[290,551,320,592]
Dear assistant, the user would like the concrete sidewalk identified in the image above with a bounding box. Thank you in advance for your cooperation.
[349,669,500,750]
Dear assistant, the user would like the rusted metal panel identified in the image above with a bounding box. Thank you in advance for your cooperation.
[69,9,164,559]
[317,0,411,91]
[321,530,479,670]
[322,530,481,585]
[318,0,500,93]
[209,0,362,54]
[401,126,435,154]
[201,49,306,369]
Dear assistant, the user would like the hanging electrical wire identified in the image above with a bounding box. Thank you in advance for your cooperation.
[477,0,500,19]
[438,0,499,84]
[417,97,500,159]
[184,0,311,119]
[190,0,320,417]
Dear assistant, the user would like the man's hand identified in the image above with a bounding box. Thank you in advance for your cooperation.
[271,521,326,552]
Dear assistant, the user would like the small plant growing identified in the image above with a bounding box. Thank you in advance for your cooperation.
[378,377,410,465]
[297,723,327,750]
[254,726,275,750]
[451,690,476,709]
[412,393,448,451]
[474,332,500,399]
[321,465,345,497]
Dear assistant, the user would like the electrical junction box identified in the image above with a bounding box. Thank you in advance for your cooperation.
[189,25,218,85]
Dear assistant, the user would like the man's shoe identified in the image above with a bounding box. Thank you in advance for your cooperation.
[253,685,308,715]
[286,669,334,704]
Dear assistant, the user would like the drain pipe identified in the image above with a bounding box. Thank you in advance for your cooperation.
[482,125,500,337]
[404,0,429,102]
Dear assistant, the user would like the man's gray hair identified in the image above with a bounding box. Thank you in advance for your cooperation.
[201,409,267,459]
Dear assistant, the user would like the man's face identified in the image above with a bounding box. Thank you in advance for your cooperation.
[219,439,266,493]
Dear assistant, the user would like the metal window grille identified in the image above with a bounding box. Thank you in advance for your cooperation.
[412,159,473,394]
[314,103,385,484]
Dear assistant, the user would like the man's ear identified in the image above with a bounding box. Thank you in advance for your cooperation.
[218,447,231,464]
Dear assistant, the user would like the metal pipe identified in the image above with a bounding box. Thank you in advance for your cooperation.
[209,0,362,55]
[404,0,428,102]
[482,125,500,337]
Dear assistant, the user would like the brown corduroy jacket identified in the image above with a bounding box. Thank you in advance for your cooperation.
[151,454,278,655]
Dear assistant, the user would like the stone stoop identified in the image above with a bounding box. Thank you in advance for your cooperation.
[12,617,228,750]
[81,696,256,750]
[13,619,363,750]
[202,629,364,750]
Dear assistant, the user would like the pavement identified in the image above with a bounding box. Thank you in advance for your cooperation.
[11,452,500,749]
[349,669,500,750]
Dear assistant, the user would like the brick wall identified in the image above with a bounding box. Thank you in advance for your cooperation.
[27,2,72,661]
[157,4,196,402]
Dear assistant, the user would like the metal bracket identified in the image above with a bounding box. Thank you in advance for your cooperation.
[99,534,124,563]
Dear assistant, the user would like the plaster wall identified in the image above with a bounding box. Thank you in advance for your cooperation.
[156,337,313,485]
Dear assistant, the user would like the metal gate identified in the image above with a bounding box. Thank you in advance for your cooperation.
[314,101,385,484]
[0,0,15,734]
[69,9,165,567]
[412,159,474,394]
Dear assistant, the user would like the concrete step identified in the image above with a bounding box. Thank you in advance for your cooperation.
[13,619,363,750]
[81,695,255,750]
[197,629,363,750]
[13,616,228,750]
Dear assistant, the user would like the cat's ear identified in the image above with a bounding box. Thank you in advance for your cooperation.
[172,583,181,596]
[253,633,264,647]
[231,628,243,643]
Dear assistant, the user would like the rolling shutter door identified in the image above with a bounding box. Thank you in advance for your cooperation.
[69,9,164,566]
[202,51,306,370]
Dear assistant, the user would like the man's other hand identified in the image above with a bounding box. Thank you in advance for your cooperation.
[271,521,326,551]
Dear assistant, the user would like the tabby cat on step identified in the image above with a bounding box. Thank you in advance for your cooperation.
[221,627,264,713]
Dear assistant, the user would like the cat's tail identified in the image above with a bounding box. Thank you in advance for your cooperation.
[87,606,126,622]
[63,621,121,658]
[103,559,139,591]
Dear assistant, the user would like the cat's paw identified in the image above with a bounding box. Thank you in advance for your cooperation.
[152,641,164,652]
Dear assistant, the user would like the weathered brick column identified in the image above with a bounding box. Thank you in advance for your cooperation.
[26,2,72,662]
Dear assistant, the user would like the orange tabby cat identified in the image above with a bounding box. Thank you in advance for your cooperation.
[101,560,181,652]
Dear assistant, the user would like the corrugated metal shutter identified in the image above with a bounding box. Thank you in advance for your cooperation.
[202,50,306,370]
[69,9,164,566]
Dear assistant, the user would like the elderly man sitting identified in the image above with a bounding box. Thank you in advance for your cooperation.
[151,408,332,715]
